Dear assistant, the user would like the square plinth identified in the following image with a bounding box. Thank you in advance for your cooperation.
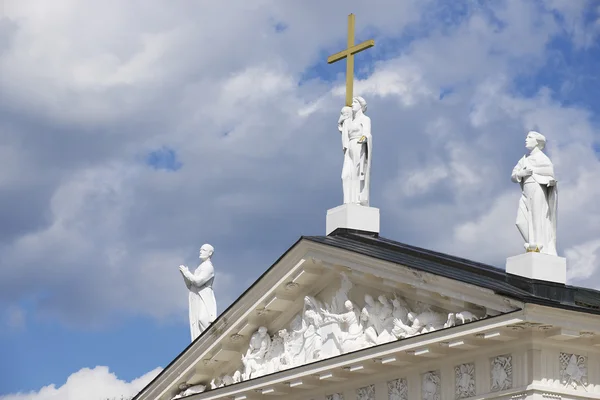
[505,252,567,284]
[326,204,380,235]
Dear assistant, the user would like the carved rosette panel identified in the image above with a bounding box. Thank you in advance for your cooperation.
[388,378,408,400]
[490,354,512,392]
[455,363,475,399]
[327,393,345,400]
[559,352,588,390]
[356,384,375,400]
[422,371,441,400]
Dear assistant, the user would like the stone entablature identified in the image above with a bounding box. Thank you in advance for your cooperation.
[176,319,600,400]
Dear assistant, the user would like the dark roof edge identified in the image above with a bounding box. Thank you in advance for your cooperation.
[305,233,600,316]
[328,227,379,238]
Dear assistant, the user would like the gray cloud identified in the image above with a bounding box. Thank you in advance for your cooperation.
[0,0,599,328]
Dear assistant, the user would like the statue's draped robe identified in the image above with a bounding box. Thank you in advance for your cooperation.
[339,117,353,204]
[511,149,558,255]
[345,114,372,206]
[187,260,217,341]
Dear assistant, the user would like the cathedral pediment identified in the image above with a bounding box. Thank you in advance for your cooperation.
[135,232,539,400]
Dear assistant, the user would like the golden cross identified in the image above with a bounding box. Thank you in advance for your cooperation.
[327,13,375,106]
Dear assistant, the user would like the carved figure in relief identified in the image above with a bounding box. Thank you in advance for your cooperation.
[391,297,412,338]
[443,313,456,328]
[511,131,558,255]
[298,296,323,363]
[376,295,396,344]
[328,273,353,313]
[321,300,366,353]
[178,244,217,341]
[172,383,206,399]
[264,332,285,374]
[221,375,235,386]
[361,294,383,344]
[210,377,223,389]
[455,311,477,324]
[393,309,447,337]
[281,316,305,367]
[241,326,271,380]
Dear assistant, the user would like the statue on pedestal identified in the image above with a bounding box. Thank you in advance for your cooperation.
[327,13,375,207]
[511,131,558,255]
[337,97,372,206]
[179,244,218,341]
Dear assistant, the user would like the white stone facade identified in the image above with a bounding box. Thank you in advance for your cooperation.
[135,239,600,400]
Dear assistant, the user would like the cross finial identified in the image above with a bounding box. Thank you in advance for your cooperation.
[327,14,375,106]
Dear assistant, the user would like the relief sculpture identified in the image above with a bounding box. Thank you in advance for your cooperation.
[172,274,483,398]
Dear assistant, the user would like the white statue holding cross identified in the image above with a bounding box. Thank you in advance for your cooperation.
[328,14,374,206]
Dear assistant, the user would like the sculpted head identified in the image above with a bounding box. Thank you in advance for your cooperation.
[525,131,546,151]
[199,244,214,261]
[344,300,353,311]
[258,326,268,337]
[352,96,367,114]
[378,295,389,305]
[364,294,374,306]
[341,106,352,119]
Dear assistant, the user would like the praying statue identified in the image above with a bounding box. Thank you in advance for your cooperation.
[337,96,372,206]
[511,131,558,255]
[179,244,218,341]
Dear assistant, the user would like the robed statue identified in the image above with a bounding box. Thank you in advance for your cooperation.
[511,131,558,255]
[179,244,218,341]
[337,96,372,206]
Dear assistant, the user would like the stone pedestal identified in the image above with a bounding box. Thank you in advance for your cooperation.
[505,252,567,284]
[326,204,380,235]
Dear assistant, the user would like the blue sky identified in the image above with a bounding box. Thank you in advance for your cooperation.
[1,1,600,399]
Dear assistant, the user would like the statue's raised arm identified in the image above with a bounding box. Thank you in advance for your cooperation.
[179,244,218,341]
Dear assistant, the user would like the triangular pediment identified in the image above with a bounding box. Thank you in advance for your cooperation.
[136,234,526,400]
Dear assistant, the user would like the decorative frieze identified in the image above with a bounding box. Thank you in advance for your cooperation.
[179,274,483,397]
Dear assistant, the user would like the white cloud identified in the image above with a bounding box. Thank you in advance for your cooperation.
[0,366,162,400]
[1,0,600,332]
[565,239,600,282]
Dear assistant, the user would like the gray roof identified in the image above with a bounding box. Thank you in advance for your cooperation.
[305,229,600,315]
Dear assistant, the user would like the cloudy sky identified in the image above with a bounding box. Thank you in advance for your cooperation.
[1,0,600,398]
